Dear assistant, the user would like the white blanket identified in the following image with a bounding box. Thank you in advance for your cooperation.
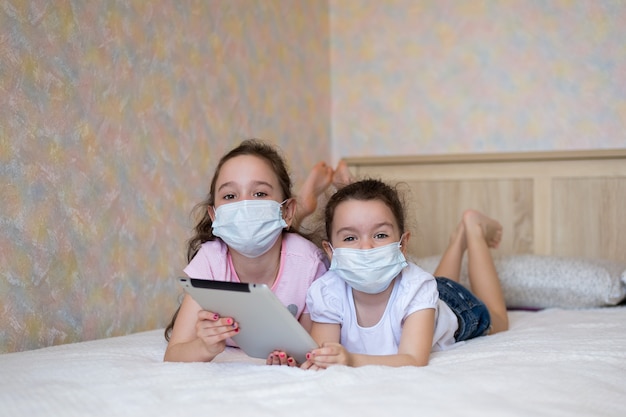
[2,308,625,417]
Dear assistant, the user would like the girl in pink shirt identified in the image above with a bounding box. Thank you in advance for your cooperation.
[164,139,335,363]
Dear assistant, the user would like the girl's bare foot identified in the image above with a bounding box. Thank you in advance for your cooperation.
[298,162,334,218]
[462,209,503,248]
[332,160,353,189]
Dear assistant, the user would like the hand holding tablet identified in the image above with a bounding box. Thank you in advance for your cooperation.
[178,277,318,363]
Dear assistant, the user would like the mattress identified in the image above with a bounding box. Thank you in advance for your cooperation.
[2,307,625,417]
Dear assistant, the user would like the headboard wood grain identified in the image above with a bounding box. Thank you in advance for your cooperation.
[345,149,626,262]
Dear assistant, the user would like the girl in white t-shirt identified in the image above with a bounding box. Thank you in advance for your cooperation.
[302,179,509,369]
[164,139,338,363]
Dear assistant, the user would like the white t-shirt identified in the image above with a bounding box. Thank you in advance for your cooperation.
[184,233,329,319]
[306,262,458,354]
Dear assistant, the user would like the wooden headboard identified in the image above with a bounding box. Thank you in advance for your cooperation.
[345,149,626,263]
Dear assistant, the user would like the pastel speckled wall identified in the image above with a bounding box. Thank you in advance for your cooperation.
[330,0,626,160]
[0,1,329,353]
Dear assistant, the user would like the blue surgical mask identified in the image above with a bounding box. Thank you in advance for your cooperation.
[329,239,408,294]
[211,200,288,258]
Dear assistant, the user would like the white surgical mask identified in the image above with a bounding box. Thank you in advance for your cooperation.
[211,200,288,258]
[329,239,408,294]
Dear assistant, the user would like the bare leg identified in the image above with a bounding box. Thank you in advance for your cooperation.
[435,210,508,333]
[463,210,508,333]
[294,162,333,228]
[332,160,353,189]
[433,220,466,282]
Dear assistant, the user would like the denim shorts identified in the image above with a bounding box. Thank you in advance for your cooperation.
[436,277,491,342]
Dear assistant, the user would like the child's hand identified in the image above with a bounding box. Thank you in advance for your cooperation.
[266,350,297,366]
[303,342,352,368]
[299,358,323,370]
[196,310,239,357]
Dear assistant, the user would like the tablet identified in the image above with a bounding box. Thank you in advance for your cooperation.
[177,277,318,363]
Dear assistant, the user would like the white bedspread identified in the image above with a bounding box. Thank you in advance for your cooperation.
[2,308,625,417]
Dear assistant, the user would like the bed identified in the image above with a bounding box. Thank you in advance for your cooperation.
[2,150,625,417]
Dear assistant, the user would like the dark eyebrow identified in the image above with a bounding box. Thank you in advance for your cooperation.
[373,221,395,230]
[335,226,357,235]
[217,180,274,193]
[251,180,274,189]
[217,181,234,193]
[335,221,395,236]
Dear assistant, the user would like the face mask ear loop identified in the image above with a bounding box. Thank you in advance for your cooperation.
[279,199,291,225]
[398,232,407,248]
[326,242,335,253]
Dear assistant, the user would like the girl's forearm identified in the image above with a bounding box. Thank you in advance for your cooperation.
[163,338,217,363]
[350,352,429,368]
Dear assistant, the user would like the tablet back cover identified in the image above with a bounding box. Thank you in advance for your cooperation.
[178,278,317,363]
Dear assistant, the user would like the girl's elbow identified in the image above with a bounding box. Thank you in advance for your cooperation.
[403,354,429,367]
[413,352,431,367]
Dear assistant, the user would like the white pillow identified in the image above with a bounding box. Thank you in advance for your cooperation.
[413,254,626,309]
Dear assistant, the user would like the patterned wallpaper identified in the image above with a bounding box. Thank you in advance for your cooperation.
[0,0,330,353]
[330,0,626,160]
[3,0,623,353]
